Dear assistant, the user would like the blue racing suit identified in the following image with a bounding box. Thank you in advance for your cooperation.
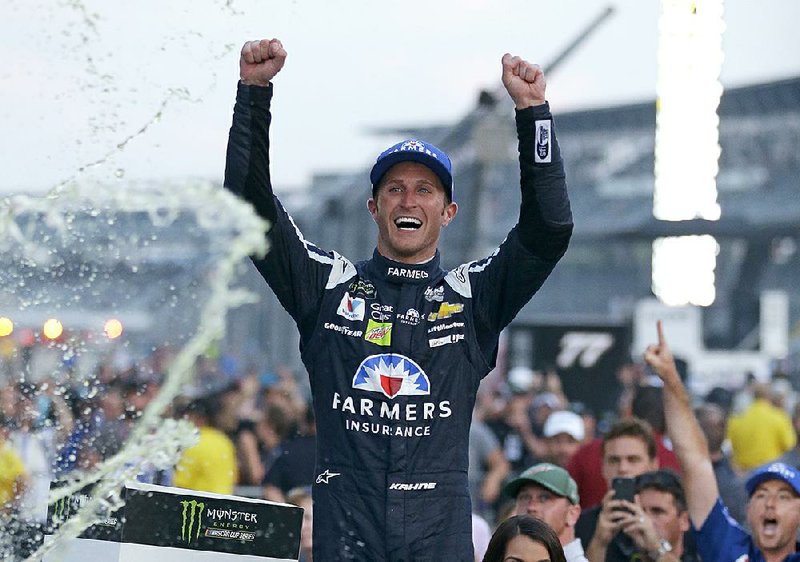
[224,82,572,561]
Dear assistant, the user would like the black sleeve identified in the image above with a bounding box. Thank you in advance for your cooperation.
[515,103,573,261]
[221,82,350,337]
[223,82,278,223]
[459,104,573,364]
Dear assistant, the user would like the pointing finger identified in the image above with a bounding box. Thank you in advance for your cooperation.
[657,320,665,346]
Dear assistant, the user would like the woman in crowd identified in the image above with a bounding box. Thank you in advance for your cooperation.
[483,515,567,562]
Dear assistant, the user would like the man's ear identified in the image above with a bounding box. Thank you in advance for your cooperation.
[442,201,458,226]
[678,510,690,533]
[367,198,378,223]
[566,503,581,527]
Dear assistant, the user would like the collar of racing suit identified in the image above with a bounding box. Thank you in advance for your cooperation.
[371,249,441,284]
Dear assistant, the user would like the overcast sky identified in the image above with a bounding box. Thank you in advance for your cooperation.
[1,0,798,195]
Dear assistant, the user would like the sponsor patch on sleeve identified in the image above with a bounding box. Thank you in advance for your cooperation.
[534,119,552,164]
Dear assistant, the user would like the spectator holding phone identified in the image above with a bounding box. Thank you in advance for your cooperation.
[575,418,659,561]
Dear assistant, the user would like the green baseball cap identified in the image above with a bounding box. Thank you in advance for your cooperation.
[503,462,580,505]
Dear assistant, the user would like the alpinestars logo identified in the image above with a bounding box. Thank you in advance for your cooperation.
[353,353,430,399]
[316,469,341,484]
[180,499,205,544]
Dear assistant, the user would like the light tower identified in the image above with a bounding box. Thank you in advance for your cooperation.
[652,0,725,306]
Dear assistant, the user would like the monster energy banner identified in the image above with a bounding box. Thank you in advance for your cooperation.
[45,482,302,561]
[46,481,124,541]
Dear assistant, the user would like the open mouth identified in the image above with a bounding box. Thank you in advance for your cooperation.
[394,216,422,230]
[762,518,778,536]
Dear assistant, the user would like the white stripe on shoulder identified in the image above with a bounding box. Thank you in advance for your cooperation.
[285,208,355,288]
[445,243,504,298]
[445,264,472,298]
[326,251,357,289]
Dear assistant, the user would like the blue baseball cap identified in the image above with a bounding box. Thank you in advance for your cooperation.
[370,139,454,202]
[745,462,800,497]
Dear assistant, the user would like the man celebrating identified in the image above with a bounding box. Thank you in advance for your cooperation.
[644,321,800,562]
[505,463,588,562]
[224,39,572,560]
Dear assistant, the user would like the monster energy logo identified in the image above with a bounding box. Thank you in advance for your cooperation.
[52,496,71,523]
[180,500,205,543]
[51,494,87,524]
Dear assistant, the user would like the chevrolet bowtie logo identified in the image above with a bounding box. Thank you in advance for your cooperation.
[316,470,341,484]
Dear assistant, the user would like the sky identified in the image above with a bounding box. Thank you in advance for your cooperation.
[1,0,798,195]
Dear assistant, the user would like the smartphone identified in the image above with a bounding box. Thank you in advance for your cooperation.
[611,477,636,504]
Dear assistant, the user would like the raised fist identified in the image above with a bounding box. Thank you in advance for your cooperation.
[501,54,546,109]
[240,39,287,87]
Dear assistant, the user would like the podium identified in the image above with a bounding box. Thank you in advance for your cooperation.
[43,482,303,562]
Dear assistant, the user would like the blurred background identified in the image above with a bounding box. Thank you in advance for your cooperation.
[1,1,799,558]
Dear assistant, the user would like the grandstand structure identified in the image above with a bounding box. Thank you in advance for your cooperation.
[228,75,800,390]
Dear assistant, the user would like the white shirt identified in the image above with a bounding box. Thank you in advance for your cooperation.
[472,513,492,562]
[563,537,590,562]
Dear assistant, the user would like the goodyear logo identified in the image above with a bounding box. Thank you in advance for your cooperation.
[365,319,392,346]
[427,302,464,321]
[181,499,205,544]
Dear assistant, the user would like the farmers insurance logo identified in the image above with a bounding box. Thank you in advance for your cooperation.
[353,353,430,399]
[180,499,205,544]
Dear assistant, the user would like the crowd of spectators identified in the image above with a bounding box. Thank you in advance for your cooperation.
[1,337,799,561]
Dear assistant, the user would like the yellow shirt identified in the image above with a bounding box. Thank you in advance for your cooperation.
[174,426,238,495]
[0,442,26,508]
[727,398,796,470]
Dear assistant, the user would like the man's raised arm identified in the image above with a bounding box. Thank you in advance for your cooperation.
[644,320,718,528]
[223,38,287,223]
[501,54,572,262]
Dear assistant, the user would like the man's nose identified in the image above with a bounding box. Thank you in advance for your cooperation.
[399,190,417,206]
[617,460,637,477]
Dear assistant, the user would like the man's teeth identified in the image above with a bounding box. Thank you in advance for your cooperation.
[395,217,422,230]
[763,520,778,535]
